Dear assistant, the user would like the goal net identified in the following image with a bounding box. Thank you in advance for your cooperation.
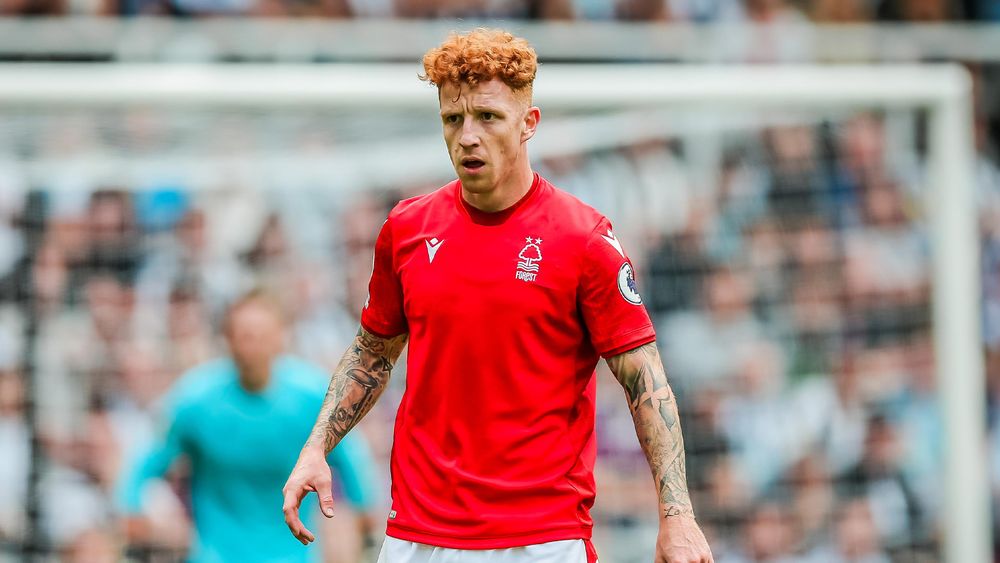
[0,64,987,563]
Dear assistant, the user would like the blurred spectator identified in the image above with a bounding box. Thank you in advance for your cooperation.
[254,0,351,17]
[660,0,736,21]
[0,176,24,283]
[741,218,786,310]
[706,149,769,263]
[30,236,71,317]
[393,0,572,18]
[988,348,1000,555]
[831,114,887,223]
[339,194,391,315]
[0,0,65,14]
[615,0,669,20]
[645,203,714,317]
[289,261,367,371]
[890,337,943,519]
[39,401,119,553]
[877,0,953,21]
[159,286,213,377]
[781,216,844,379]
[660,266,767,389]
[718,339,797,493]
[714,0,814,62]
[73,190,142,291]
[625,139,694,242]
[719,502,797,563]
[763,126,830,220]
[806,499,891,563]
[0,369,27,544]
[35,272,135,440]
[810,0,873,21]
[849,182,927,297]
[836,414,926,552]
[696,455,752,546]
[242,212,304,313]
[792,353,868,475]
[782,453,834,552]
[844,181,930,347]
[136,207,244,324]
[679,385,730,489]
[982,170,1000,349]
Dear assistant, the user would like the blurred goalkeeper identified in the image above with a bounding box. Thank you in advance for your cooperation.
[283,28,713,563]
[118,289,378,562]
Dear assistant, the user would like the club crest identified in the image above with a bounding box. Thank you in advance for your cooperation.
[516,236,543,282]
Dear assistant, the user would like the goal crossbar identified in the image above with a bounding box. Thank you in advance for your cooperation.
[0,63,972,107]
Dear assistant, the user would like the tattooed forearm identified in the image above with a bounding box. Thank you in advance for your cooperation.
[305,327,408,454]
[606,341,694,519]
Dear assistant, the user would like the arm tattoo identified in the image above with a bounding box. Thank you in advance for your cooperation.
[606,342,694,519]
[305,327,408,454]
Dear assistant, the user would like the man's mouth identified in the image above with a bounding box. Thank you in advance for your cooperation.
[461,158,486,172]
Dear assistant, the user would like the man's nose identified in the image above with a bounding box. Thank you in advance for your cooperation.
[459,120,480,148]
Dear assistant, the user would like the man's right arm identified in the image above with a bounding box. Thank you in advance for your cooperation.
[283,326,407,545]
[306,327,408,454]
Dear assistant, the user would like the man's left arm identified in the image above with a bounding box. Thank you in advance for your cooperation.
[606,341,713,563]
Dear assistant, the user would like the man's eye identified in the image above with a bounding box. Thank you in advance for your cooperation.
[445,115,460,124]
[482,112,495,121]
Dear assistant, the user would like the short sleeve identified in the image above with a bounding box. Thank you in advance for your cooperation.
[360,218,407,338]
[578,218,656,358]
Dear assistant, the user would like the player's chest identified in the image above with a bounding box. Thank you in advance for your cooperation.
[189,400,305,475]
[396,227,579,321]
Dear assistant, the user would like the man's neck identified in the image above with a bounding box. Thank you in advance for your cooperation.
[237,362,271,393]
[462,162,535,213]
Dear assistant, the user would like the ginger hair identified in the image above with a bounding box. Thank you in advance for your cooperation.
[420,28,538,103]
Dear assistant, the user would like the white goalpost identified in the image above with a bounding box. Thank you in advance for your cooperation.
[0,63,988,562]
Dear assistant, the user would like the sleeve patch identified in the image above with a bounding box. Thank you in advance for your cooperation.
[617,262,642,305]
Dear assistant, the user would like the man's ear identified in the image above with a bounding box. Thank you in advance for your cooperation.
[521,106,541,143]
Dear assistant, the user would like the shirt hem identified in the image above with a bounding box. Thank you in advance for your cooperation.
[597,327,657,358]
[359,317,407,340]
[384,524,592,550]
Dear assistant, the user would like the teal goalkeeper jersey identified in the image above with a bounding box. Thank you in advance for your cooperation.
[117,355,378,563]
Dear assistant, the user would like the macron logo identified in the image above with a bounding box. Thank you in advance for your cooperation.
[425,238,444,263]
[601,229,624,258]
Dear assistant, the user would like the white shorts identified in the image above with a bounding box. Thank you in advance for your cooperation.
[377,536,594,563]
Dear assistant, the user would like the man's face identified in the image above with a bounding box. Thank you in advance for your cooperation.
[225,301,285,372]
[439,78,538,195]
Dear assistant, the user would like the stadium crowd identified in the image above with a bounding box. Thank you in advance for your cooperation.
[0,100,997,563]
[1,0,1000,22]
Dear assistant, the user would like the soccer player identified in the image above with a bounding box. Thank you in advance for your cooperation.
[283,28,714,563]
[118,289,378,562]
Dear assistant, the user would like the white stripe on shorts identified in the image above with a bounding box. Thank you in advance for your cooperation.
[376,536,592,563]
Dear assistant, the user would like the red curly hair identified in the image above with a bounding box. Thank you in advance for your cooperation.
[420,28,538,103]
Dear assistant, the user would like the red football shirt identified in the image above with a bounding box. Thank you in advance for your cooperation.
[361,174,655,550]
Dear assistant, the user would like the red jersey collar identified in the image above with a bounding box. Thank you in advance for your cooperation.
[456,173,541,226]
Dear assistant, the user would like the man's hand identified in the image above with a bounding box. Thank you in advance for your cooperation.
[656,515,713,563]
[284,327,406,545]
[121,515,153,544]
[282,445,335,545]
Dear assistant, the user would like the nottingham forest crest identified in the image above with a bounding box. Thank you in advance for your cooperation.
[516,237,543,282]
